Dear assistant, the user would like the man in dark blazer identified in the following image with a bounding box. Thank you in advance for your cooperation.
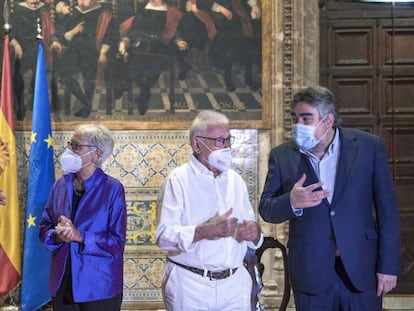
[259,85,401,310]
[54,0,116,118]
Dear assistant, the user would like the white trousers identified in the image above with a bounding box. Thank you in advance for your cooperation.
[162,261,252,311]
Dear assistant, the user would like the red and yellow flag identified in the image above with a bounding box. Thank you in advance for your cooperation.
[0,32,21,298]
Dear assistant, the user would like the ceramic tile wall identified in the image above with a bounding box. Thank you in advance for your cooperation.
[12,128,259,308]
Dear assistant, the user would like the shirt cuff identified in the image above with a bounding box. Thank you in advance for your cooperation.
[292,206,303,217]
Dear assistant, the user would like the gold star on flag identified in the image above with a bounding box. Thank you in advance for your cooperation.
[31,131,37,143]
[27,214,37,228]
[44,134,53,148]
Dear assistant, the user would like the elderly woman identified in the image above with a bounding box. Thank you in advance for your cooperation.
[39,124,126,311]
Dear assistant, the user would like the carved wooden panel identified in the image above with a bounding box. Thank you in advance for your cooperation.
[324,19,378,130]
[399,214,414,294]
[382,126,414,205]
[330,23,375,67]
[381,77,414,119]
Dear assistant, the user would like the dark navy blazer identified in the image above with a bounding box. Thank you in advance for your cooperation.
[259,128,401,295]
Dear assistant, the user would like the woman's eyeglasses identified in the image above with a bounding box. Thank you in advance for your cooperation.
[67,141,97,151]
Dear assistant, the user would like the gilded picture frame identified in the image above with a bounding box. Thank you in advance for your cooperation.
[7,0,270,131]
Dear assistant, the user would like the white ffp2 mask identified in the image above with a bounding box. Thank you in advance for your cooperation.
[60,148,95,173]
[208,147,233,172]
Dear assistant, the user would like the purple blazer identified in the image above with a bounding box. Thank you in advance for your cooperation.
[39,168,127,302]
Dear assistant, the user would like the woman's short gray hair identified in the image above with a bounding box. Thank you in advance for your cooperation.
[189,110,229,143]
[74,124,114,166]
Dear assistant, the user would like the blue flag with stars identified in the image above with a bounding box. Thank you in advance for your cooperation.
[22,41,55,311]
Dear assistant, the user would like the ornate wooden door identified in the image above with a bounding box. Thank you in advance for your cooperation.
[320,0,414,294]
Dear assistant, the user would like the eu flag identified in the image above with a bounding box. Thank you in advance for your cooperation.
[22,41,55,311]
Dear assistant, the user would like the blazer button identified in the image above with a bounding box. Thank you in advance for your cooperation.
[330,210,336,216]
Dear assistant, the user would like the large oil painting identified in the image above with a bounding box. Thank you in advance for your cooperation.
[1,0,268,130]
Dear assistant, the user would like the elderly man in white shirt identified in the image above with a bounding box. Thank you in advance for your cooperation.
[156,110,263,311]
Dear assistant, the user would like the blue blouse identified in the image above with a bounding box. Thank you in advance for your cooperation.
[39,168,127,302]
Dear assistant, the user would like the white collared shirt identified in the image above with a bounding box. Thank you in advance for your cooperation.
[156,155,263,270]
[304,128,340,204]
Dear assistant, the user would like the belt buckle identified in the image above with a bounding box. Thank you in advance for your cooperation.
[208,269,230,280]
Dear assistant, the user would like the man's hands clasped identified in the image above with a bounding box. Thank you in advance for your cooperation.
[194,208,260,244]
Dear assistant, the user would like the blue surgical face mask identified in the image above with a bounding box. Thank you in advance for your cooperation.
[292,116,328,151]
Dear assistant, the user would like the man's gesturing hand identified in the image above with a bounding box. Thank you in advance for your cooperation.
[290,173,330,208]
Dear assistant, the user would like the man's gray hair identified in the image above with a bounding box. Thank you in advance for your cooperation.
[291,85,342,128]
[189,110,230,143]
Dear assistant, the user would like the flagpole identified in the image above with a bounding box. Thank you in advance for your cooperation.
[3,0,12,35]
[21,15,55,311]
[3,20,12,36]
[36,17,43,41]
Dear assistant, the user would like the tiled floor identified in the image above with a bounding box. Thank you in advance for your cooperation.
[19,56,262,124]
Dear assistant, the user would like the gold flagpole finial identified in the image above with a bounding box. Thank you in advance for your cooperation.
[3,0,12,34]
[36,17,43,40]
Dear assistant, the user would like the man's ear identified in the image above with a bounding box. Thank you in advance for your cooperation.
[326,113,335,127]
[192,137,201,153]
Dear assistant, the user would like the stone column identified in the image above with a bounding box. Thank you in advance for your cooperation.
[258,0,320,309]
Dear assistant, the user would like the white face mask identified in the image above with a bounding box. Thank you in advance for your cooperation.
[60,148,95,173]
[198,139,233,172]
[292,116,328,151]
[208,148,233,172]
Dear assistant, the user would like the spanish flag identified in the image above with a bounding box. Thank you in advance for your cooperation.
[0,32,21,297]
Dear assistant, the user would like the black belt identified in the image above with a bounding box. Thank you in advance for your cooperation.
[168,258,237,280]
